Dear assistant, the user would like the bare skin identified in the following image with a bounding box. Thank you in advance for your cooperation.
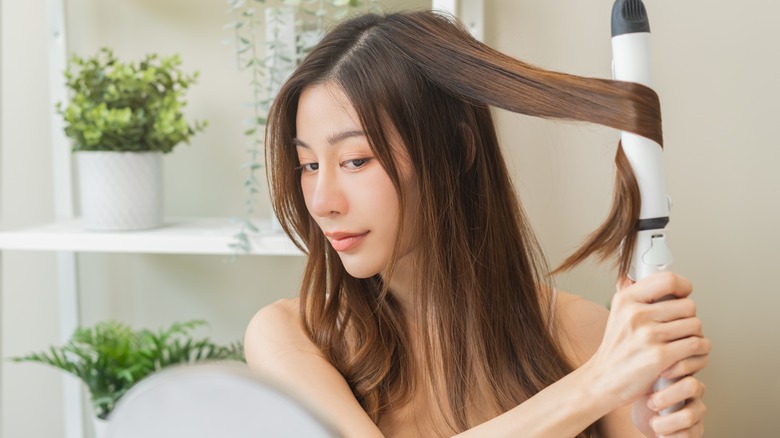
[245,278,708,437]
[245,83,710,437]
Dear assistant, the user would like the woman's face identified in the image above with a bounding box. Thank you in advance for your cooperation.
[295,83,416,279]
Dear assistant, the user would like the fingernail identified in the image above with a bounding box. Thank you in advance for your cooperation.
[647,397,657,411]
[650,417,659,430]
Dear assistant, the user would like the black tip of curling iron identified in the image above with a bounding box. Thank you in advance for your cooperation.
[612,0,650,37]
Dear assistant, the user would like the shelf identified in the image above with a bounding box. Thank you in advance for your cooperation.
[0,218,303,256]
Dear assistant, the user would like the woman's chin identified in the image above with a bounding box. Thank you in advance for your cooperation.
[339,256,383,279]
[343,267,381,279]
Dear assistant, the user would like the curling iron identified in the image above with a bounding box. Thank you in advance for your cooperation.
[611,0,682,416]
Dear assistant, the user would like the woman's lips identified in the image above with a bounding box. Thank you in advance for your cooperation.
[326,231,369,252]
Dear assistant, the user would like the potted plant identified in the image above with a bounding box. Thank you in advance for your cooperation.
[10,320,243,437]
[58,48,207,231]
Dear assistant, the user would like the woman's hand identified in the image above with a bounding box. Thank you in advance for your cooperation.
[632,375,707,437]
[631,307,709,438]
[583,272,711,427]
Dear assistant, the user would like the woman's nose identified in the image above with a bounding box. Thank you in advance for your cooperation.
[308,170,348,218]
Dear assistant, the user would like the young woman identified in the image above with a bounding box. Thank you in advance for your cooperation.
[245,10,709,438]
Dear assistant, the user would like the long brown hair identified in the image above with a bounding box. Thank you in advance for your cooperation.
[266,10,662,436]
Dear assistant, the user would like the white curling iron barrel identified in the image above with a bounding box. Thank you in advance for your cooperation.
[611,0,681,415]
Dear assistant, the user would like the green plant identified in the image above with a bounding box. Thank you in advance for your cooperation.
[58,48,207,153]
[224,0,372,253]
[10,320,243,419]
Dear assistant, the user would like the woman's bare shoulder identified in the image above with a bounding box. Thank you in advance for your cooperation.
[244,298,383,437]
[554,291,609,367]
[249,297,299,326]
[247,297,299,331]
[244,297,322,367]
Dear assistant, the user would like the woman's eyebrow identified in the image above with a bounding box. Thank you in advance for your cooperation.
[293,130,366,149]
[292,138,310,148]
[328,130,366,145]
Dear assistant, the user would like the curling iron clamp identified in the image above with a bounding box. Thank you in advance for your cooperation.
[611,0,682,416]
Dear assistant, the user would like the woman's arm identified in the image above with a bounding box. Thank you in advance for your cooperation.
[458,273,709,438]
[551,277,708,438]
[453,291,637,438]
[245,273,709,438]
[246,298,612,438]
[553,290,646,438]
[244,298,385,438]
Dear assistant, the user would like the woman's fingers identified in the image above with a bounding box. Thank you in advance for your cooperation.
[653,317,703,342]
[622,272,693,303]
[601,272,709,410]
[663,337,712,370]
[657,420,704,438]
[651,397,707,436]
[662,354,710,380]
[645,367,708,438]
[646,299,698,324]
[649,376,706,413]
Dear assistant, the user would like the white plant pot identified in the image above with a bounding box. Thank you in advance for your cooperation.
[77,151,164,231]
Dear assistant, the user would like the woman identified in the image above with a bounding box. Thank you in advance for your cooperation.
[245,10,709,438]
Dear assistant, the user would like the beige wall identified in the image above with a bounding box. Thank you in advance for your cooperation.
[1,0,778,437]
[485,0,780,436]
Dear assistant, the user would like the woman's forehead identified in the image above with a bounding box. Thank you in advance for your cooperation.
[296,82,414,169]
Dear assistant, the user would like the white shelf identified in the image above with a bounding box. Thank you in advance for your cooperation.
[0,217,303,256]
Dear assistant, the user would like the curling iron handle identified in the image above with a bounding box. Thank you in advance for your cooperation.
[630,230,684,415]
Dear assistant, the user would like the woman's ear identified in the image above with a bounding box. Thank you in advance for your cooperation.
[459,122,476,174]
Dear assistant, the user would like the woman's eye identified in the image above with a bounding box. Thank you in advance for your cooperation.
[342,158,372,170]
[298,162,319,173]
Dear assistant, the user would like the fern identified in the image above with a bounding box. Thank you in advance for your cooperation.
[10,320,244,419]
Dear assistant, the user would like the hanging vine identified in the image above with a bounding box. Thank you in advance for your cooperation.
[224,0,370,254]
